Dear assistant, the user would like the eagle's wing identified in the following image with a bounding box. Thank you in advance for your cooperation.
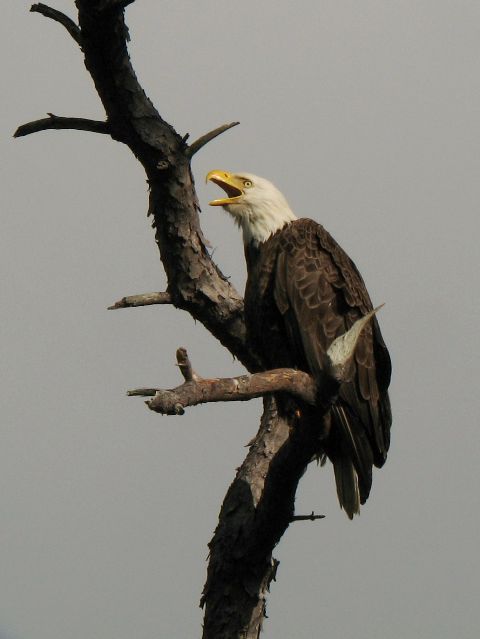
[273,219,391,515]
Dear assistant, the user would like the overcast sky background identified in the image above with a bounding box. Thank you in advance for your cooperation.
[2,1,480,638]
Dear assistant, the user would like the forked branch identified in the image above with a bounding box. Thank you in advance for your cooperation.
[129,358,317,416]
[127,308,381,415]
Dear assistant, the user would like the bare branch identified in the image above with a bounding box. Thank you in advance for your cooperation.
[186,122,240,158]
[129,310,380,415]
[291,512,325,522]
[14,114,110,138]
[108,291,172,310]
[129,366,316,415]
[30,3,81,44]
[126,388,161,397]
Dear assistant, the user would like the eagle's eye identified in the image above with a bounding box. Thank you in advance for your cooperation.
[243,180,253,188]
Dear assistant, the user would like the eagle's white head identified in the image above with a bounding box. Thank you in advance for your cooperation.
[206,170,297,246]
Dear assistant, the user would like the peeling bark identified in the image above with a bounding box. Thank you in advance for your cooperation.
[108,291,172,309]
[128,350,317,415]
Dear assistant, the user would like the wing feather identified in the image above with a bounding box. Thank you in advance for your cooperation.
[272,219,392,507]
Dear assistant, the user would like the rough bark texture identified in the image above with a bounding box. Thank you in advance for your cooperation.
[16,3,354,637]
[128,348,318,415]
[148,369,315,413]
[76,0,258,369]
[108,291,172,309]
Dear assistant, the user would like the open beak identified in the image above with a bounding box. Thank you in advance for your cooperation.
[206,170,244,206]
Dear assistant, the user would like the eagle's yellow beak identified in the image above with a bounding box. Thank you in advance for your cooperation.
[206,170,244,206]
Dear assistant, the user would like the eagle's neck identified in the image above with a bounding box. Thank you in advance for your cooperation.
[241,205,297,246]
[225,198,297,247]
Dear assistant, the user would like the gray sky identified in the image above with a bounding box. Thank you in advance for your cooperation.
[2,1,479,638]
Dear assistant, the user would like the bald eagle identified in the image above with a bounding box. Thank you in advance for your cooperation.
[207,170,392,518]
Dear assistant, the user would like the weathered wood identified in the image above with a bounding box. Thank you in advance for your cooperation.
[129,366,317,415]
[14,114,110,138]
[187,121,240,158]
[108,291,172,309]
[75,0,257,370]
[30,3,81,43]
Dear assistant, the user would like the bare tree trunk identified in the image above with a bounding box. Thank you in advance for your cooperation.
[16,3,378,637]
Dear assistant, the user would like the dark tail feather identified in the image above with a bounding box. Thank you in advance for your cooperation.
[332,455,360,519]
[328,404,374,516]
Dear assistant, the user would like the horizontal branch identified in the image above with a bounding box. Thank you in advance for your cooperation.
[291,512,325,522]
[127,387,162,397]
[129,307,383,415]
[128,359,317,416]
[137,367,317,414]
[30,3,81,44]
[108,291,172,309]
[14,114,110,138]
[186,122,240,158]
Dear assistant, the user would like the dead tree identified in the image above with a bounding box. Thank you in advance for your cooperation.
[15,3,381,637]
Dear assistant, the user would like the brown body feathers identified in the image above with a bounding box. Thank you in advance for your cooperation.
[244,218,392,518]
